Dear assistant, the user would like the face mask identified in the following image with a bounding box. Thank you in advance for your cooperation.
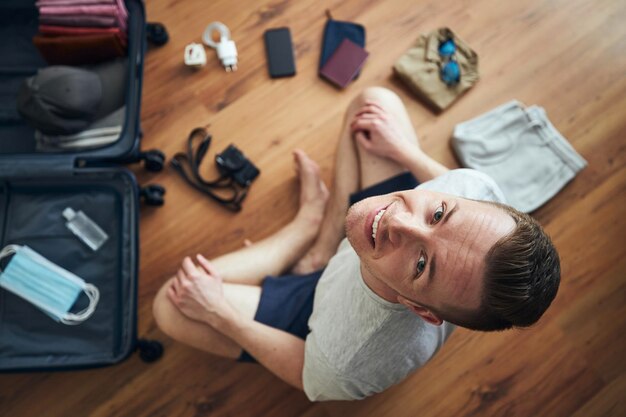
[0,245,99,325]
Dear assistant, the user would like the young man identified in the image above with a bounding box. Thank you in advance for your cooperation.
[153,87,560,401]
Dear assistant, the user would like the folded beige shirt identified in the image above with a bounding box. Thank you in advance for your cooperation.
[393,27,479,112]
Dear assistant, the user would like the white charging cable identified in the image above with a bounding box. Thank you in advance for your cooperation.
[203,21,238,72]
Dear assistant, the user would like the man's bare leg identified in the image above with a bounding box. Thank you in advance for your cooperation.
[153,278,260,358]
[290,102,361,274]
[353,88,419,188]
[152,150,329,358]
[292,87,419,274]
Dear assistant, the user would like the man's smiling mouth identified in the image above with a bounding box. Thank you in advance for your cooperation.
[372,209,386,242]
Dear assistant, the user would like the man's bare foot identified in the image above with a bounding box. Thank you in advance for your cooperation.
[291,150,337,274]
[293,149,329,228]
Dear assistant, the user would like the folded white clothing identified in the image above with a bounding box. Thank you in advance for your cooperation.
[37,126,122,144]
[452,100,587,212]
[37,131,121,149]
[35,106,124,151]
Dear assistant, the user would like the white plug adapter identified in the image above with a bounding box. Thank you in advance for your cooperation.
[184,43,207,68]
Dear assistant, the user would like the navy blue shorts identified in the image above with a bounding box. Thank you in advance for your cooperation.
[238,171,418,362]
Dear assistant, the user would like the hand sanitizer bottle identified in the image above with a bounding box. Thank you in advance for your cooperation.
[63,207,109,251]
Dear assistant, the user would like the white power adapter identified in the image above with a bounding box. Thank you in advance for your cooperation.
[184,43,207,68]
[203,22,238,72]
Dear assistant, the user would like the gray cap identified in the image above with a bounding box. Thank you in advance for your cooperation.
[16,59,127,135]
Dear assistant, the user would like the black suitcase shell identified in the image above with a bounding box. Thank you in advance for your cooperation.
[0,0,162,371]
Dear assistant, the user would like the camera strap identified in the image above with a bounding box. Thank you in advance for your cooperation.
[170,128,259,212]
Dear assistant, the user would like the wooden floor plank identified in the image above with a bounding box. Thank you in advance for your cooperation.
[571,374,626,417]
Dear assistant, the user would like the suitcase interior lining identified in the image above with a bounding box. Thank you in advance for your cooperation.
[0,173,134,367]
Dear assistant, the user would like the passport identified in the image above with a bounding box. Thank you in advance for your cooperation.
[320,38,369,88]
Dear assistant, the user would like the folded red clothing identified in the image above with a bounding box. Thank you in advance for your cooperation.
[39,4,118,15]
[39,24,122,35]
[39,25,127,46]
[39,4,127,30]
[39,2,127,18]
[36,0,116,4]
[39,14,118,28]
[33,33,126,65]
[36,0,127,15]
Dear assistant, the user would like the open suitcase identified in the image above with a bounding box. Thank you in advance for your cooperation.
[0,0,165,371]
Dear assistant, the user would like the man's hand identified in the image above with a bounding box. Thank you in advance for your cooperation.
[167,254,236,326]
[167,254,306,391]
[350,100,420,164]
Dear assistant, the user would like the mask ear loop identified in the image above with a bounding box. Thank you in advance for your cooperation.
[0,244,19,266]
[60,283,100,325]
[0,245,19,282]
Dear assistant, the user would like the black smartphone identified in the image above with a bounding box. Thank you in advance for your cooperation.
[264,27,296,78]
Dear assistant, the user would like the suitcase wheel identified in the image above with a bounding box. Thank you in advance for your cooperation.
[140,184,166,206]
[143,150,166,172]
[137,339,164,363]
[147,22,169,46]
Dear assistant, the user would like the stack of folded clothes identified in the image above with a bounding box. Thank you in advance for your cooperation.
[33,0,128,65]
[393,27,479,112]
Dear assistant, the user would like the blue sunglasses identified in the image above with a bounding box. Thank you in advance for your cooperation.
[438,38,460,86]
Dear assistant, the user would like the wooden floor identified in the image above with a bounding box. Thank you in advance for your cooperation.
[2,0,625,415]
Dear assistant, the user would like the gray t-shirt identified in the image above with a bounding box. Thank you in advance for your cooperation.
[302,169,507,401]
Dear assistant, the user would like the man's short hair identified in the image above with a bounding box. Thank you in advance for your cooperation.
[444,202,561,332]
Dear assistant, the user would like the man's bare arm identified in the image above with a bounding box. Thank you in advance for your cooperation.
[397,146,450,183]
[214,312,305,389]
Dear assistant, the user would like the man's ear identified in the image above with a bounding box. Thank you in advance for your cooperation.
[397,295,443,326]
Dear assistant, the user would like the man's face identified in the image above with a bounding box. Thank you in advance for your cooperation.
[345,189,516,324]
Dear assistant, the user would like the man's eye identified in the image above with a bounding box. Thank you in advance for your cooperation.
[432,203,446,224]
[416,254,426,277]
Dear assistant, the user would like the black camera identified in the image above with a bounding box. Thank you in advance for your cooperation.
[170,129,261,212]
[215,144,260,187]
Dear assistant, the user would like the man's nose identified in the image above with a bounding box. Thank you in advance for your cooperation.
[387,213,427,246]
